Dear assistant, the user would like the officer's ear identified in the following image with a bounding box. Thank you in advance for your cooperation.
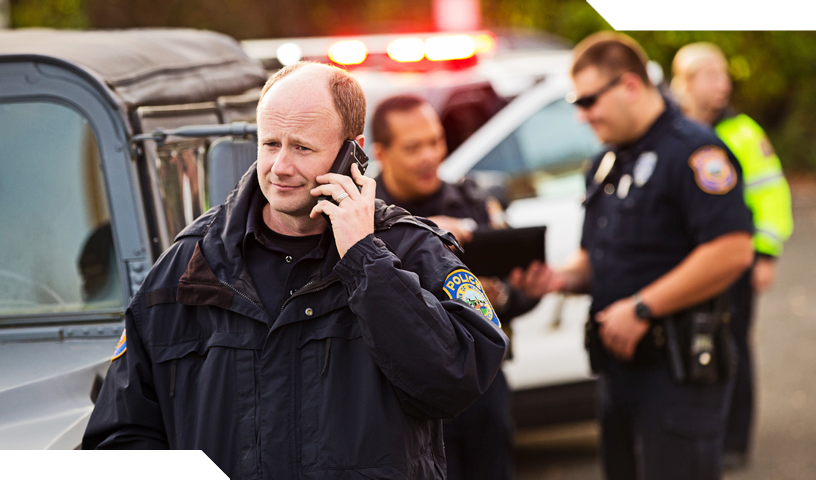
[622,72,646,99]
[372,141,387,165]
[355,134,365,150]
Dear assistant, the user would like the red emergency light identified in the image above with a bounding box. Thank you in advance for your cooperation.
[387,38,425,63]
[322,31,495,70]
[328,40,367,65]
[424,35,476,61]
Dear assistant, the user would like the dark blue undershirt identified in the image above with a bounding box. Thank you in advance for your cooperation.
[243,191,325,318]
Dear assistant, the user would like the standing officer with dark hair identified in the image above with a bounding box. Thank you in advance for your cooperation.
[83,62,508,480]
[371,94,549,480]
[535,33,754,480]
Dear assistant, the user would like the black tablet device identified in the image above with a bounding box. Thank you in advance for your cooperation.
[455,226,546,278]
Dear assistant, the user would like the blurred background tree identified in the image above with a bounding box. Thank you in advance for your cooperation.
[8,0,816,171]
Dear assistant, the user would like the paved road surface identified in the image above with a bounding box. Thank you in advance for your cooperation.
[513,186,816,480]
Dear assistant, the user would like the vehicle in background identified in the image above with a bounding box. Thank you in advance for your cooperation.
[243,31,510,167]
[0,28,267,449]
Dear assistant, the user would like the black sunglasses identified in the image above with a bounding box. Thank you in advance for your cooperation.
[566,75,624,109]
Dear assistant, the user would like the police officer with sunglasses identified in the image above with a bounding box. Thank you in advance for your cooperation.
[535,33,754,480]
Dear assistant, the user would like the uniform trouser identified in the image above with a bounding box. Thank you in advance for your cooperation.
[724,268,755,454]
[444,369,513,480]
[598,357,734,480]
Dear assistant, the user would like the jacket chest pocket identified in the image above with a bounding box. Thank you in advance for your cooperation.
[149,331,264,479]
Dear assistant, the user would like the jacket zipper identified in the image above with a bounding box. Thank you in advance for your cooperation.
[220,280,265,310]
[279,275,340,312]
[219,280,271,334]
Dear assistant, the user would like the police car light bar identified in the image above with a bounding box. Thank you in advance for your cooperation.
[387,38,425,63]
[425,34,476,61]
[242,31,496,70]
[328,40,367,65]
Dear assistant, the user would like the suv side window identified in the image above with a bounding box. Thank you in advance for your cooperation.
[0,102,123,317]
[136,105,221,254]
[472,98,600,200]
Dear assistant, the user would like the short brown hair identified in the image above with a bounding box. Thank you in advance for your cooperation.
[258,61,366,140]
[571,32,651,86]
[371,95,428,146]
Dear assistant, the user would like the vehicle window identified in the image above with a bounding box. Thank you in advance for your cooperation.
[472,98,600,200]
[0,102,123,318]
[137,106,221,252]
[154,141,209,240]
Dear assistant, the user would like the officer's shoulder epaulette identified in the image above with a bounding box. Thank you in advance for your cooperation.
[666,116,724,151]
[374,201,463,253]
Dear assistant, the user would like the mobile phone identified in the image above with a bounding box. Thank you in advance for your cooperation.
[318,139,369,206]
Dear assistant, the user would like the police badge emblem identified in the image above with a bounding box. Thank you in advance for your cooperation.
[443,269,500,327]
[688,146,737,195]
[111,328,127,362]
[633,151,658,187]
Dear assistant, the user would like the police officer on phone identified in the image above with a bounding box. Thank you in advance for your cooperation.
[84,62,508,480]
[371,95,548,480]
[536,33,754,480]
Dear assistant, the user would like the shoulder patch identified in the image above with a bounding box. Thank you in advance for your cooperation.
[688,146,737,195]
[111,329,127,362]
[443,269,500,327]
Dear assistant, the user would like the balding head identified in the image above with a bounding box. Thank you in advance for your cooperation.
[258,61,366,141]
[255,62,367,232]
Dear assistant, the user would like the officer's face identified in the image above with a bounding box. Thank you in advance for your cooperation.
[256,66,346,219]
[572,67,637,146]
[375,104,447,200]
[687,58,732,114]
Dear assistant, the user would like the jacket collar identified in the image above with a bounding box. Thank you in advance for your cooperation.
[176,163,420,314]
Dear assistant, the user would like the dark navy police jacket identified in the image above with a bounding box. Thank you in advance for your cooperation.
[83,165,509,480]
[582,104,753,316]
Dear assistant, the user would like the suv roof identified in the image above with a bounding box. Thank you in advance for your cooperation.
[0,29,268,110]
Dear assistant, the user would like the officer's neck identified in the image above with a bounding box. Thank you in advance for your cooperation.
[261,202,328,237]
[685,103,721,127]
[618,90,666,147]
[381,168,441,204]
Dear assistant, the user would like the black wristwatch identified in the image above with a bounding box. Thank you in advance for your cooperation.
[632,293,653,320]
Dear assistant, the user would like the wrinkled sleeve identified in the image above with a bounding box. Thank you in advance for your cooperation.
[333,231,509,420]
[82,296,169,449]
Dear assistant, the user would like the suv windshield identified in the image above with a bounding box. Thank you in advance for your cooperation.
[472,98,600,201]
[0,102,123,319]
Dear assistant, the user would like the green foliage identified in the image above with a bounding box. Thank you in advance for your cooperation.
[630,31,816,171]
[10,0,87,29]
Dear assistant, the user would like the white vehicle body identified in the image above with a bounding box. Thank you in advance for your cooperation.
[439,73,602,426]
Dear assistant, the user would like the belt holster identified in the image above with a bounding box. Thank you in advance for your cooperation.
[662,292,737,385]
[584,292,737,384]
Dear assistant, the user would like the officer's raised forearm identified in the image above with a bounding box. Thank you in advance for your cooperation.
[557,249,592,294]
[638,231,754,317]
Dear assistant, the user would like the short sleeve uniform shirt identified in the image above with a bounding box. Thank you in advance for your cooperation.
[581,104,753,315]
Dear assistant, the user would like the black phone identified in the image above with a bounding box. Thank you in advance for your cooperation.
[318,139,369,206]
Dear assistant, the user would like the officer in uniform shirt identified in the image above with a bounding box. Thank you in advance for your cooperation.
[536,33,754,480]
[671,43,794,466]
[371,94,548,480]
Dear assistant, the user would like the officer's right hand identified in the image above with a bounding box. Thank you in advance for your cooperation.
[752,257,778,292]
[508,261,564,299]
[427,215,476,243]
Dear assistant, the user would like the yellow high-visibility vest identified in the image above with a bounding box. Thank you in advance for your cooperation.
[716,113,793,256]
